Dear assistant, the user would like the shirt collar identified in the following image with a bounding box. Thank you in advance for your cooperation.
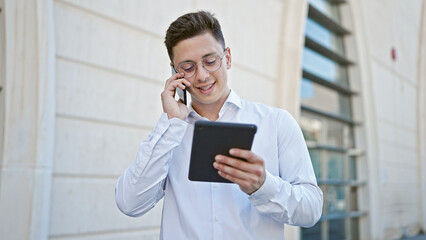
[187,89,242,122]
[225,90,242,109]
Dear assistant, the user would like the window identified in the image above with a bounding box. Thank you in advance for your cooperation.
[300,0,366,239]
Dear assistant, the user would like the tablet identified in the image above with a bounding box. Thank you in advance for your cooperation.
[188,120,257,183]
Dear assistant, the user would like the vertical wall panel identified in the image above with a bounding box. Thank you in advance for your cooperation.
[49,178,162,236]
[55,59,164,127]
[359,0,424,238]
[0,0,56,239]
[54,1,170,83]
[51,0,173,238]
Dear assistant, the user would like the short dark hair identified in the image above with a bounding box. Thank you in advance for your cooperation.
[164,11,226,61]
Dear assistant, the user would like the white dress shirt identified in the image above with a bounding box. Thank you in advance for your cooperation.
[115,90,323,240]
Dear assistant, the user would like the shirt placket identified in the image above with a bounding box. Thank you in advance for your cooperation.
[213,102,238,239]
[211,183,222,239]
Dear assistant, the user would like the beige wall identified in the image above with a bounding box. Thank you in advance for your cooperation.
[0,0,425,240]
[0,0,4,180]
[418,0,426,234]
[0,0,55,239]
[351,0,426,239]
[50,0,306,239]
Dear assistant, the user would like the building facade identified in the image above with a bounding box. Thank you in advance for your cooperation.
[0,0,425,239]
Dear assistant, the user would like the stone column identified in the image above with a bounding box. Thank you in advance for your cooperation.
[418,0,426,233]
[278,2,308,239]
[0,0,55,239]
[275,0,308,119]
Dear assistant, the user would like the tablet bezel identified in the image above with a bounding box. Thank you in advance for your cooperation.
[188,120,257,183]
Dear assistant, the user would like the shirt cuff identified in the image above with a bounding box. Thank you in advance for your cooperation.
[152,113,188,144]
[248,171,281,206]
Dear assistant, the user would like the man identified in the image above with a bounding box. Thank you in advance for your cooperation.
[115,11,323,239]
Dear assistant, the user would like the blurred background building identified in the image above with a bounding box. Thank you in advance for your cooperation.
[0,0,425,239]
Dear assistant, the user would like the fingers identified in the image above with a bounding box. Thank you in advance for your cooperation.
[165,72,191,90]
[213,150,266,195]
[229,148,260,163]
[166,71,184,83]
[214,154,262,174]
[162,73,190,100]
[213,157,254,179]
[160,72,191,120]
[217,170,257,190]
[214,155,264,178]
[164,74,191,99]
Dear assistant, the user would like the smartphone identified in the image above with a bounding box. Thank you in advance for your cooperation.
[171,66,187,105]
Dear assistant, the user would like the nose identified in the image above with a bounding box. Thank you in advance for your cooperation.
[194,62,210,82]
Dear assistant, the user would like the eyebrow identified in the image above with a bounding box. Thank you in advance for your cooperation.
[178,51,218,64]
[202,52,217,58]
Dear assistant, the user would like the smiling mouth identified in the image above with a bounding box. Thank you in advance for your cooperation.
[198,83,214,90]
[197,82,215,91]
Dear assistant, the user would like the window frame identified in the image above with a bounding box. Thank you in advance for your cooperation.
[300,0,367,239]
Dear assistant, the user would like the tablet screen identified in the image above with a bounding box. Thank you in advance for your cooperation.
[188,120,257,183]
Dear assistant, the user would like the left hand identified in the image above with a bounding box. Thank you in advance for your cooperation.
[213,148,266,195]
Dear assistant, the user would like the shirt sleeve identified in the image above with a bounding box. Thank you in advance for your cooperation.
[115,113,188,217]
[248,110,323,227]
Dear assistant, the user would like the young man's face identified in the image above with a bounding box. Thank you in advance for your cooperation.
[172,32,231,110]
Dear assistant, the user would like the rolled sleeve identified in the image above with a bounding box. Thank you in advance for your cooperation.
[248,171,281,206]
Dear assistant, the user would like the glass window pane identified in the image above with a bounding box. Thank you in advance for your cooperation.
[309,149,321,179]
[302,221,321,240]
[340,95,352,117]
[301,78,352,118]
[326,186,346,214]
[300,114,323,143]
[327,152,344,180]
[309,0,340,22]
[305,18,344,54]
[349,157,357,180]
[300,111,354,149]
[351,218,360,240]
[349,187,358,211]
[302,48,348,87]
[329,219,346,240]
[301,2,361,239]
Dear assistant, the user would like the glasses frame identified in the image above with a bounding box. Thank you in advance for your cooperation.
[173,48,228,78]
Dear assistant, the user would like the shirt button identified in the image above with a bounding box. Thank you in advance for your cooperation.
[215,216,219,222]
[213,184,218,189]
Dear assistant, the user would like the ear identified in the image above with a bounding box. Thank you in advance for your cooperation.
[170,62,176,72]
[225,47,232,69]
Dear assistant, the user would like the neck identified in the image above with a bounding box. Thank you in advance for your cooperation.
[192,90,231,121]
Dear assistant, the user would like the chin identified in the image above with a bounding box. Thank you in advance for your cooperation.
[191,93,220,104]
[194,97,219,105]
[191,87,229,106]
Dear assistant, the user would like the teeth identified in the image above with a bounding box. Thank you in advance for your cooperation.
[200,84,213,90]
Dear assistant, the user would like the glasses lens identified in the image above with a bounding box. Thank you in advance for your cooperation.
[202,55,221,72]
[177,62,196,76]
[176,52,224,78]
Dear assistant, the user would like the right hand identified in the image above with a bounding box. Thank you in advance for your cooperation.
[161,72,191,120]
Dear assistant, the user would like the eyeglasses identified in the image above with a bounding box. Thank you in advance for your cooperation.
[173,48,227,78]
